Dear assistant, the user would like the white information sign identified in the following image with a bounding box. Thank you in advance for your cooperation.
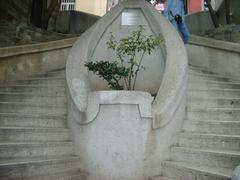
[121,9,144,26]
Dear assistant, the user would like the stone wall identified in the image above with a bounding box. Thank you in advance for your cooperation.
[0,0,74,48]
[186,0,240,35]
[187,35,240,78]
[0,19,74,48]
[0,0,31,22]
[185,11,215,36]
[0,0,31,47]
[217,0,240,24]
[0,37,77,81]
[56,11,100,34]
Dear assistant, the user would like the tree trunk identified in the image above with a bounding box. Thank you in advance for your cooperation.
[42,0,59,29]
[31,0,59,29]
[30,0,44,28]
[225,0,231,24]
[184,0,187,14]
[205,0,219,28]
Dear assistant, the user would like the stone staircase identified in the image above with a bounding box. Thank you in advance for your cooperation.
[1,66,240,180]
[0,70,84,179]
[160,66,240,180]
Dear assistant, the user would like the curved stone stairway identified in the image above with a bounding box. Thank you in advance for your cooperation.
[158,66,240,180]
[0,70,84,179]
[1,66,240,180]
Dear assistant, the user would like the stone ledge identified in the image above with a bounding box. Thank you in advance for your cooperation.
[0,37,78,58]
[86,91,154,124]
[189,35,240,54]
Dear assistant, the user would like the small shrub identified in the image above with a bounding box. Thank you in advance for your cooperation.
[85,61,129,90]
[85,26,163,90]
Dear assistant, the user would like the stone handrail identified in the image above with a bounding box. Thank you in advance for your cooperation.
[86,91,153,123]
[189,35,240,53]
[66,3,125,116]
[143,2,188,129]
[188,34,240,79]
[66,0,188,128]
[0,37,77,81]
[0,37,77,58]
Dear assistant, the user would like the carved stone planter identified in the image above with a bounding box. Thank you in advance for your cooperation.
[78,90,153,179]
[66,0,188,179]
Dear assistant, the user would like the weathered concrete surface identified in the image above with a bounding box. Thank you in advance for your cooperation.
[72,91,154,179]
[67,90,186,179]
[86,91,153,123]
[185,11,214,35]
[66,0,187,179]
[232,165,240,180]
[56,11,100,34]
[187,35,240,79]
[186,0,240,35]
[0,37,77,80]
[161,66,240,180]
[149,176,175,180]
[0,70,84,179]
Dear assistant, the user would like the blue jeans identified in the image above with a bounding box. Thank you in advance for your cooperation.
[171,19,190,44]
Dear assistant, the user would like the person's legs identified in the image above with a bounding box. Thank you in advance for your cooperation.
[170,20,189,44]
[177,20,190,44]
[170,20,178,30]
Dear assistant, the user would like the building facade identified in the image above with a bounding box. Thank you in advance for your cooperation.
[60,0,76,11]
[60,0,223,16]
[75,0,107,16]
[187,0,224,14]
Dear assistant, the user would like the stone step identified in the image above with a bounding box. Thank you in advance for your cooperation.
[0,101,66,108]
[178,133,240,151]
[188,89,240,98]
[187,108,240,121]
[2,76,65,80]
[189,72,240,83]
[188,97,240,108]
[0,85,65,94]
[31,71,65,78]
[189,69,228,77]
[0,127,70,142]
[189,66,225,76]
[0,156,81,179]
[183,120,240,135]
[171,147,240,169]
[0,102,66,115]
[0,28,13,32]
[0,113,66,128]
[162,161,231,180]
[29,171,86,180]
[0,93,66,104]
[189,66,216,72]
[0,142,74,158]
[0,78,65,86]
[188,80,240,89]
[149,176,175,180]
[46,69,65,73]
